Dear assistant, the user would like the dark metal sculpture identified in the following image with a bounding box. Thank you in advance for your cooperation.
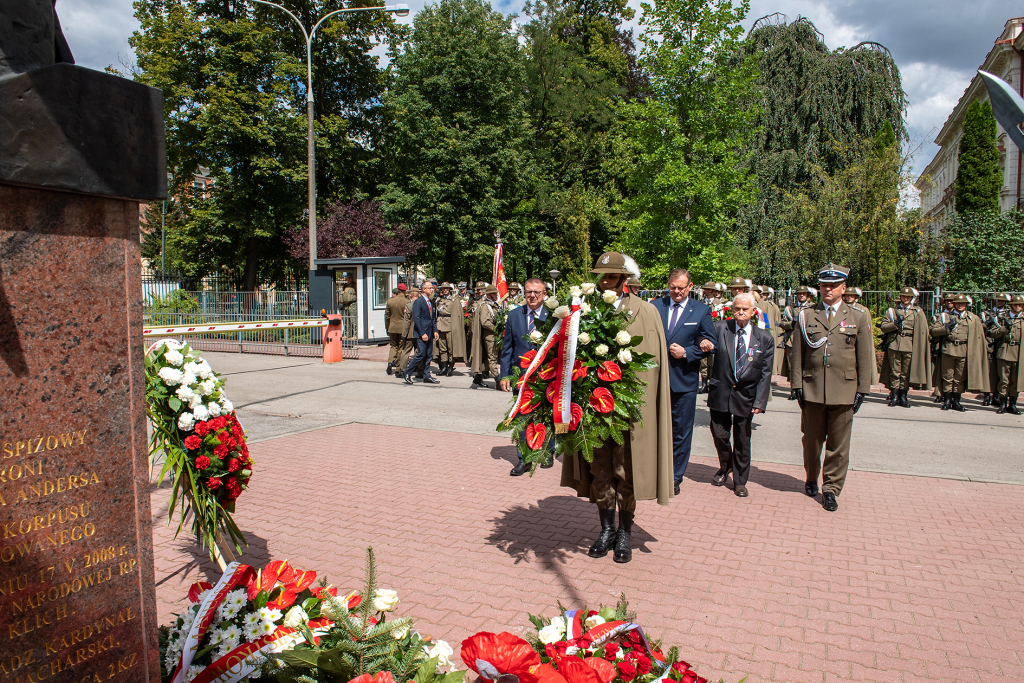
[979,69,1024,153]
[0,0,74,78]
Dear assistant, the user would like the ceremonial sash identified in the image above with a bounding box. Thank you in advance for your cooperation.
[552,299,582,433]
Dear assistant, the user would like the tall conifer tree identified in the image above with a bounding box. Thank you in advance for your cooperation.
[955,100,1002,215]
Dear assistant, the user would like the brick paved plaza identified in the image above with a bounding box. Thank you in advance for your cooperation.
[152,422,1024,683]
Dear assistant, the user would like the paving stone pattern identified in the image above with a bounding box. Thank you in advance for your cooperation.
[152,423,1024,683]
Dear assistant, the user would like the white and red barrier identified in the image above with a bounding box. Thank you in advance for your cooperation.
[143,319,328,337]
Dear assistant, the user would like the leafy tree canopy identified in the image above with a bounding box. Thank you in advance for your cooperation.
[943,210,1024,290]
[284,199,423,260]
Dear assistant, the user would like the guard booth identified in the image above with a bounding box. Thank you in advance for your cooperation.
[313,257,405,344]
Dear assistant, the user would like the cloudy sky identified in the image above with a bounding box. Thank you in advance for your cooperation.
[59,0,1022,193]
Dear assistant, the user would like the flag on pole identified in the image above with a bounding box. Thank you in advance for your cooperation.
[493,243,509,300]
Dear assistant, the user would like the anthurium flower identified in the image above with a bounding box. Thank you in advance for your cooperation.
[520,350,537,368]
[346,672,396,683]
[461,632,541,683]
[546,382,558,404]
[589,387,615,414]
[526,423,547,451]
[571,360,587,381]
[267,586,298,610]
[596,361,621,382]
[552,658,603,683]
[247,560,292,600]
[538,359,557,381]
[519,389,537,415]
[528,664,566,683]
[187,581,213,603]
[583,658,616,683]
[568,403,583,431]
[288,569,317,592]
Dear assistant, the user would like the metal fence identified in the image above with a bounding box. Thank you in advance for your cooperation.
[143,290,358,359]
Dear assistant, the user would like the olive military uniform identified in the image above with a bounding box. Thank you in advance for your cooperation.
[987,295,1024,414]
[384,290,409,373]
[929,294,990,411]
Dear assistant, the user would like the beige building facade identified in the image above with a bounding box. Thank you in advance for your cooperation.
[915,18,1024,233]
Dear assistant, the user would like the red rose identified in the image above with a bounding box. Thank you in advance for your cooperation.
[194,455,211,470]
[626,630,642,645]
[617,662,637,682]
[546,381,558,404]
[568,403,583,431]
[228,458,240,473]
[589,387,615,414]
[571,360,587,381]
[604,644,619,659]
[184,435,202,450]
[526,422,547,451]
[587,610,598,617]
[214,444,229,459]
[538,359,557,381]
[206,476,222,490]
[596,361,622,382]
[680,673,698,683]
[635,656,652,675]
[194,421,210,437]
[520,350,537,369]
[518,389,537,415]
[672,662,690,674]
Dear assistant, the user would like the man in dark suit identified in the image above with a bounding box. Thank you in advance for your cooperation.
[499,277,552,475]
[651,268,717,495]
[706,293,775,497]
[404,281,441,385]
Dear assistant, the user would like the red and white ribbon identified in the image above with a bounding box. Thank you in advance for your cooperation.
[504,318,564,424]
[552,298,582,433]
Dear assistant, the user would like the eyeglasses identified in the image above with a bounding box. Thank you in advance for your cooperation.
[668,286,691,292]
[524,290,545,296]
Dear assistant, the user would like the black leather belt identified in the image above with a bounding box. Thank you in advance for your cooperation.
[437,314,451,318]
[900,332,914,337]
[1009,341,1020,346]
[947,340,967,346]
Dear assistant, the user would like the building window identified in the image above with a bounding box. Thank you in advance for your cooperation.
[373,269,391,309]
[194,181,205,190]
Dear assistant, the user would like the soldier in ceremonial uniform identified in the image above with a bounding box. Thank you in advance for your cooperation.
[701,282,724,307]
[878,287,931,407]
[765,287,786,377]
[843,288,880,387]
[790,264,873,512]
[981,293,1010,406]
[384,283,409,376]
[508,282,525,306]
[929,293,989,412]
[340,273,358,338]
[987,294,1024,414]
[728,276,751,299]
[434,282,467,376]
[465,281,485,366]
[470,284,500,388]
[396,286,421,377]
[779,285,815,400]
[457,281,468,299]
[626,276,642,297]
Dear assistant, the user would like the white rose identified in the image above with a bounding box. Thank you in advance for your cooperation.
[553,306,570,319]
[538,624,564,644]
[615,330,632,345]
[192,404,210,421]
[177,413,195,431]
[595,344,609,356]
[282,606,307,629]
[602,290,618,304]
[580,302,591,315]
[617,349,632,364]
[581,282,596,295]
[164,349,184,366]
[548,616,567,634]
[584,614,606,630]
[392,623,410,640]
[159,367,184,386]
[569,285,582,297]
[372,589,399,612]
[319,597,342,619]
[426,640,454,668]
[578,332,591,345]
[529,329,543,343]
[544,297,559,310]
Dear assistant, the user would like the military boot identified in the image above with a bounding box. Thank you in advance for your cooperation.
[898,390,911,408]
[588,509,617,558]
[613,510,634,564]
[472,373,484,387]
[982,392,993,406]
[997,395,1008,414]
[952,393,967,412]
[887,389,896,406]
[934,393,945,403]
[1007,398,1022,416]
[941,394,951,411]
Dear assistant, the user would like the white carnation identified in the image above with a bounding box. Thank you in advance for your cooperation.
[595,344,609,356]
[164,349,184,366]
[569,285,582,297]
[159,367,184,386]
[208,401,222,417]
[578,332,591,344]
[617,349,632,364]
[615,330,632,345]
[544,296,559,310]
[581,282,596,295]
[177,413,195,431]
[220,398,234,412]
[176,385,195,402]
[553,306,570,319]
[183,361,201,375]
[602,290,618,304]
[196,360,214,379]
[200,379,216,396]
[189,394,204,409]
[192,404,210,422]
[529,329,543,343]
[181,371,198,387]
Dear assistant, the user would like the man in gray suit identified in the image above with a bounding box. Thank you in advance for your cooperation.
[706,293,775,498]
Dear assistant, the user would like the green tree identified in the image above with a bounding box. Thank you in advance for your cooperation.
[130,0,406,289]
[612,0,758,286]
[943,211,1024,290]
[955,100,1002,215]
[737,16,907,287]
[378,0,531,283]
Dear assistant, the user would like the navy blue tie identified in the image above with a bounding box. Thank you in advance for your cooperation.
[735,328,747,375]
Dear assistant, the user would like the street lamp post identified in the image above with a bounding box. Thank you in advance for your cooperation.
[548,269,560,295]
[250,1,410,297]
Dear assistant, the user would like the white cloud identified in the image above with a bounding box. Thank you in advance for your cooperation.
[59,0,140,73]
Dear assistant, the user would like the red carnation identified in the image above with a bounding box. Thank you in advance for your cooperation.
[194,421,210,437]
[227,478,242,496]
[589,387,615,414]
[568,402,583,431]
[518,389,537,415]
[221,436,235,449]
[184,435,202,450]
[195,455,211,470]
[571,360,587,381]
[206,476,222,490]
[214,444,229,459]
[617,662,637,682]
[597,361,622,382]
[520,350,537,369]
[680,673,699,683]
[228,458,240,473]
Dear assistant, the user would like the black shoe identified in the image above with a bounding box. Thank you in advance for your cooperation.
[402,374,414,385]
[386,362,394,376]
[933,393,944,403]
[804,481,818,497]
[788,389,798,401]
[674,479,681,495]
[982,392,992,406]
[952,393,967,412]
[995,394,1006,410]
[886,390,896,406]
[941,395,951,411]
[588,509,617,558]
[472,374,484,387]
[540,458,553,469]
[510,462,529,476]
[898,390,911,408]
[822,491,838,512]
[712,471,728,487]
[1008,399,1022,416]
[423,376,440,384]
[997,397,1007,414]
[613,511,633,563]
